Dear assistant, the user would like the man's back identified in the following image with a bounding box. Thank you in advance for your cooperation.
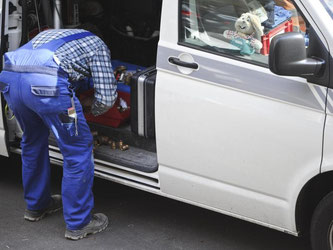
[30,29,116,108]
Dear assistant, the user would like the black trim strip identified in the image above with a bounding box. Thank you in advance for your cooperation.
[178,0,182,49]
[19,0,28,46]
[1,0,7,69]
[1,0,10,156]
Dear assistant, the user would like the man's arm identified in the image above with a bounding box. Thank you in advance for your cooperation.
[89,46,117,116]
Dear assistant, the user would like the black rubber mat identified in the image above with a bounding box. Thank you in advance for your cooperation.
[94,145,158,173]
[48,135,158,173]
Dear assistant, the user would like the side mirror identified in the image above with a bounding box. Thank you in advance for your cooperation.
[269,32,325,77]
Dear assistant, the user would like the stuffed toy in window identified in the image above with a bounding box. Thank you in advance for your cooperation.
[223,13,264,56]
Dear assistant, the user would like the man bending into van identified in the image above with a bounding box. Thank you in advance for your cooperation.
[0,29,117,240]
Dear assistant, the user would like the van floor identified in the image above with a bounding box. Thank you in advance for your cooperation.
[48,123,158,173]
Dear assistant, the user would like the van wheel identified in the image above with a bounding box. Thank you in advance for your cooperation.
[311,191,333,250]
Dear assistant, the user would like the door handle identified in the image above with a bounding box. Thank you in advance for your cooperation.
[168,57,199,70]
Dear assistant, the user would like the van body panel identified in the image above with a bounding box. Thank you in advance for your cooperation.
[155,66,324,232]
[155,0,327,233]
[159,163,322,234]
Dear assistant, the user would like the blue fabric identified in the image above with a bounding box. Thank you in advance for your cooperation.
[274,6,292,27]
[111,60,146,75]
[111,60,146,93]
[31,29,117,107]
[263,6,292,29]
[0,32,95,230]
[117,83,130,93]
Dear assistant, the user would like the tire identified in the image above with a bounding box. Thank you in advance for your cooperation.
[311,191,333,250]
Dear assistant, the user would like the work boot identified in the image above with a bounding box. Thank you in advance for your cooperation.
[65,213,109,240]
[24,194,62,222]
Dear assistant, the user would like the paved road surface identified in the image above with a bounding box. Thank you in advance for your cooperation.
[0,155,311,250]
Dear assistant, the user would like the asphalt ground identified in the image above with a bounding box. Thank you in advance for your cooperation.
[0,155,311,250]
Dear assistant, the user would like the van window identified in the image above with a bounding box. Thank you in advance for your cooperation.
[179,0,308,66]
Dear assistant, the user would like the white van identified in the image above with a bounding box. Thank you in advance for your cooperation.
[0,0,332,249]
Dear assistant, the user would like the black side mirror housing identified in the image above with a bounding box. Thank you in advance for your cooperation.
[269,32,325,77]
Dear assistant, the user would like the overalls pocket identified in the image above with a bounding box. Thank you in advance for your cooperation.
[30,85,71,114]
[31,85,78,137]
[58,111,77,137]
[31,86,60,96]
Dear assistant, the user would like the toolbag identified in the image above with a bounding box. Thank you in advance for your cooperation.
[79,86,131,128]
[130,66,156,138]
[78,60,145,128]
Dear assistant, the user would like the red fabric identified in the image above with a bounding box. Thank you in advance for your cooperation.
[80,89,131,128]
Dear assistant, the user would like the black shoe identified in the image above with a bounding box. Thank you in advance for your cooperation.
[24,194,62,222]
[65,213,109,240]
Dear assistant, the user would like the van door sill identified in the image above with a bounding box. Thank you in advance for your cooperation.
[48,135,158,173]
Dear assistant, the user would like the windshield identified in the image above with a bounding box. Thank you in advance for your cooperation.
[321,0,333,18]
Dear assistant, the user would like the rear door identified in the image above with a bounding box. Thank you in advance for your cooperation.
[156,0,328,233]
[0,0,10,157]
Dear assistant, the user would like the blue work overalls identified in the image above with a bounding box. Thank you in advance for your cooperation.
[0,32,95,230]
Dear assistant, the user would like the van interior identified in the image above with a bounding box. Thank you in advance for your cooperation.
[6,0,163,174]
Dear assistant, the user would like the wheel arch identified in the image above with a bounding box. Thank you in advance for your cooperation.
[296,170,333,236]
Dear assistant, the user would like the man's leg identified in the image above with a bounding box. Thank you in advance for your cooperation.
[16,75,107,237]
[41,98,108,239]
[7,99,62,221]
[15,109,52,211]
[41,101,95,230]
[5,83,54,214]
[1,73,62,221]
[13,106,63,220]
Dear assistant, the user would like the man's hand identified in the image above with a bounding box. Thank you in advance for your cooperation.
[91,100,111,117]
[81,95,94,114]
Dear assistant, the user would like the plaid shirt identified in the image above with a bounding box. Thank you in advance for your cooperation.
[31,29,117,107]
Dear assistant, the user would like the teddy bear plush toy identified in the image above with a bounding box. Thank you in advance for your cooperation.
[223,12,264,56]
